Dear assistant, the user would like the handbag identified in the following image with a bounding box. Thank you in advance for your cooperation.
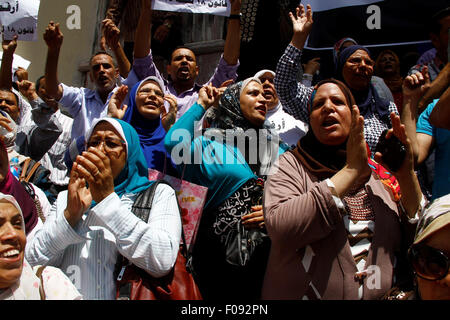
[223,178,269,267]
[225,221,268,267]
[148,166,207,251]
[115,180,202,300]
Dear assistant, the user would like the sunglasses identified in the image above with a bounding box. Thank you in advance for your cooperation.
[408,243,450,281]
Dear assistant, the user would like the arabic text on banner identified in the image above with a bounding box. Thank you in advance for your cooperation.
[0,0,41,41]
[152,0,231,17]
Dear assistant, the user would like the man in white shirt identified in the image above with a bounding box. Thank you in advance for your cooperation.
[42,21,145,140]
[254,69,308,148]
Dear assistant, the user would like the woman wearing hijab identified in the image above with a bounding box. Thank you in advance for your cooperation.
[262,79,425,300]
[276,5,397,153]
[25,118,182,300]
[108,76,178,176]
[165,77,290,300]
[0,193,82,300]
[375,49,404,113]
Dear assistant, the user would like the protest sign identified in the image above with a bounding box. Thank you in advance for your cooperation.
[0,0,40,41]
[304,0,449,50]
[152,0,231,16]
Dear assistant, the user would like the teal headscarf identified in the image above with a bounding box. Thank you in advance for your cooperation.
[85,118,153,198]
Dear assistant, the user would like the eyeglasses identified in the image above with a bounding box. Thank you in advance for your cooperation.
[86,137,125,156]
[408,243,450,281]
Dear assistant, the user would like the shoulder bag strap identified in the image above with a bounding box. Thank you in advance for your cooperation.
[35,266,46,300]
[19,158,31,182]
[24,161,42,183]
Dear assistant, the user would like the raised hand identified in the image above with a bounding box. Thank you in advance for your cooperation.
[197,83,221,110]
[102,19,120,50]
[402,67,430,104]
[346,105,371,183]
[2,35,17,56]
[64,164,93,228]
[108,85,128,119]
[290,4,313,37]
[303,57,321,75]
[374,112,414,177]
[74,147,115,204]
[161,94,178,132]
[16,80,38,102]
[43,21,63,50]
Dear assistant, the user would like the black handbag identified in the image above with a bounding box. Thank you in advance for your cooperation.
[223,177,269,267]
[224,221,268,267]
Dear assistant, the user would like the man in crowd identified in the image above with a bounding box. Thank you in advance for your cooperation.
[254,69,308,148]
[43,20,148,139]
[131,0,242,122]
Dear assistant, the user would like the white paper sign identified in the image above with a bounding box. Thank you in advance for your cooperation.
[152,0,231,16]
[0,51,30,73]
[0,0,40,41]
[305,0,384,12]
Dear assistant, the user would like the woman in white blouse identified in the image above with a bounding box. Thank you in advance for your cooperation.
[25,118,182,299]
[0,193,82,300]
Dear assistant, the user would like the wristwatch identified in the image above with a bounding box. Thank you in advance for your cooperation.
[228,13,241,20]
[163,21,172,29]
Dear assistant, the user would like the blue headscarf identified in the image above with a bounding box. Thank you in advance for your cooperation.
[122,76,172,174]
[86,118,153,197]
[336,45,391,121]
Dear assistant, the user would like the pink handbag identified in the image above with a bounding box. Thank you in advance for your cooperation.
[148,168,207,250]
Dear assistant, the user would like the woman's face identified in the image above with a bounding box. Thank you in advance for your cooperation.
[378,52,398,76]
[416,224,450,300]
[309,83,352,146]
[0,200,25,289]
[240,81,267,127]
[88,122,127,180]
[342,49,374,91]
[135,81,164,120]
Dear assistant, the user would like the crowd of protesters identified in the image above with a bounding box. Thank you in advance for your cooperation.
[0,0,449,301]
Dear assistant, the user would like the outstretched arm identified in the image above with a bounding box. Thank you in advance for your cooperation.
[133,0,152,59]
[400,68,433,166]
[102,19,131,78]
[223,0,241,65]
[43,21,64,101]
[274,4,314,123]
[0,35,17,89]
[429,85,450,130]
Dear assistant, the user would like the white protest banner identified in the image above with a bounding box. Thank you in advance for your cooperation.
[306,0,384,12]
[0,52,30,71]
[0,0,40,41]
[152,0,231,17]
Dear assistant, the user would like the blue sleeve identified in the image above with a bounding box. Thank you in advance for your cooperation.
[417,100,438,137]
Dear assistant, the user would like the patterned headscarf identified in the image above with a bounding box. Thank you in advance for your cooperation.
[204,78,287,176]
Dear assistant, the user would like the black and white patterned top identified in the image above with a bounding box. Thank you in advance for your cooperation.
[274,44,399,153]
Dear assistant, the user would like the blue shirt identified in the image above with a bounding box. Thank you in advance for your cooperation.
[417,99,450,199]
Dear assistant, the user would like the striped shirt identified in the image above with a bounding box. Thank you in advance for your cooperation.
[275,44,398,153]
[25,183,182,300]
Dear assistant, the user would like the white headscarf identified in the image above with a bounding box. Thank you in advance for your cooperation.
[0,193,41,300]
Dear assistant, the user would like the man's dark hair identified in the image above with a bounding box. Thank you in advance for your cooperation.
[35,75,45,92]
[0,88,19,105]
[170,46,196,62]
[90,51,117,67]
[428,7,450,35]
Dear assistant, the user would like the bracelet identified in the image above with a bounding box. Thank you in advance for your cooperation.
[228,14,241,20]
[302,73,313,81]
